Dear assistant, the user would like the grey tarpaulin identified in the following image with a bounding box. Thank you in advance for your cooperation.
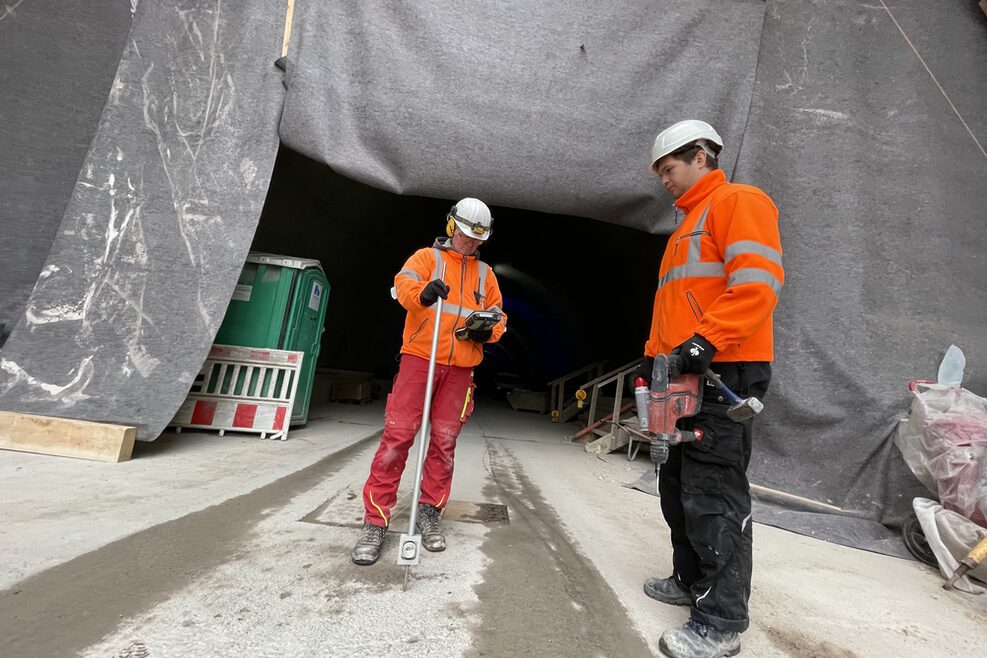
[278,0,767,233]
[739,0,987,540]
[277,0,986,547]
[0,0,286,439]
[0,0,133,344]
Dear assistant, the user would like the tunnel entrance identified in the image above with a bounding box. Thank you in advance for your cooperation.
[250,146,668,403]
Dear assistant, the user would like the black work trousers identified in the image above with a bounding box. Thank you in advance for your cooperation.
[657,361,771,633]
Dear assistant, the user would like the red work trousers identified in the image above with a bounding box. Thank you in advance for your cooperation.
[362,354,476,527]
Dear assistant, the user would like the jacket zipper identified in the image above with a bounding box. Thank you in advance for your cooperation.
[673,230,710,256]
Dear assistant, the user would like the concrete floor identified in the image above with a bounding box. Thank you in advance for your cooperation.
[1,401,985,657]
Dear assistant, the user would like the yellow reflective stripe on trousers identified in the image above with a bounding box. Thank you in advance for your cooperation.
[369,492,388,526]
[460,387,472,420]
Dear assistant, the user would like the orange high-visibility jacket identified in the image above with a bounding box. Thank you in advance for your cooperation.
[395,238,507,368]
[646,169,783,362]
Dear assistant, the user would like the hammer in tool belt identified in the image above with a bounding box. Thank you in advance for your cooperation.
[702,368,764,422]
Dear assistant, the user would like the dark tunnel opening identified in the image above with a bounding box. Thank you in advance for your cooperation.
[251,145,669,400]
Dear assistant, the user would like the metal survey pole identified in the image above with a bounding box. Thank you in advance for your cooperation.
[397,263,446,590]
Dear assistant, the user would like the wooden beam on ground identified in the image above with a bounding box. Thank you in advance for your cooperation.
[281,0,296,57]
[0,411,137,463]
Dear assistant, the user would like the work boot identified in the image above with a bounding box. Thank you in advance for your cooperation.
[351,522,386,565]
[643,575,692,606]
[659,619,740,658]
[416,503,446,552]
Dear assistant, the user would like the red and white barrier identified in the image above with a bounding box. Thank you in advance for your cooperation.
[171,345,304,440]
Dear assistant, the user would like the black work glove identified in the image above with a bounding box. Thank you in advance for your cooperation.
[456,327,493,343]
[670,334,716,376]
[419,279,450,306]
[627,356,655,390]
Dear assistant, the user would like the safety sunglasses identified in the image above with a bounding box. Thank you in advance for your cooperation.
[455,216,492,235]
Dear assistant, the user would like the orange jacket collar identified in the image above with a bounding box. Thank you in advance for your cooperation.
[674,169,727,214]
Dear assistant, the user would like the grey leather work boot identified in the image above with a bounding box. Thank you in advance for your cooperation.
[643,574,692,606]
[351,522,386,565]
[416,504,446,552]
[659,619,741,658]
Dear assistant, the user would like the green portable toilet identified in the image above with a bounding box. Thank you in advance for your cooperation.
[215,252,330,426]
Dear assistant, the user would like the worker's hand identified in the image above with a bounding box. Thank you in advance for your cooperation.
[670,334,716,376]
[419,279,450,306]
[627,356,655,390]
[466,328,493,343]
[455,326,493,342]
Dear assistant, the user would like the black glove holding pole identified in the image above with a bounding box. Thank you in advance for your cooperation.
[669,334,716,376]
[419,279,450,306]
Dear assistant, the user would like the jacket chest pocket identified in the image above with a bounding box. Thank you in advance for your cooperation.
[672,230,711,257]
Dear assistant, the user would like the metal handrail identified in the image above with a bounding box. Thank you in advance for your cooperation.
[575,358,643,394]
[547,361,605,386]
[585,359,641,430]
[549,360,605,421]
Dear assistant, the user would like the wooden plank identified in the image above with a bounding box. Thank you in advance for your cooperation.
[982,0,987,18]
[0,411,137,463]
[281,0,296,57]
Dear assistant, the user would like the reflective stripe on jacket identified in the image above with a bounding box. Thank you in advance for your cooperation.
[395,238,507,367]
[646,169,783,362]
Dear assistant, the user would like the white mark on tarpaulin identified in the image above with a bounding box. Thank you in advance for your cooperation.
[38,265,60,280]
[130,0,138,14]
[878,0,987,161]
[795,108,849,121]
[25,304,84,325]
[240,158,257,186]
[197,288,212,332]
[109,77,126,105]
[776,20,812,93]
[106,280,156,328]
[85,164,94,179]
[0,0,27,23]
[0,357,94,406]
[116,147,124,161]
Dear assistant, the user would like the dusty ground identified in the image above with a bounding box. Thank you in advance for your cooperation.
[1,401,985,657]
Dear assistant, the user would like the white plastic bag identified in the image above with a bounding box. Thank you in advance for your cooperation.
[913,497,987,593]
[897,380,987,527]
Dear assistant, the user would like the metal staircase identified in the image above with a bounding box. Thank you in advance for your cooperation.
[549,357,650,458]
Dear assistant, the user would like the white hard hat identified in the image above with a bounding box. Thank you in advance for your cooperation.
[449,197,493,241]
[650,119,723,173]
